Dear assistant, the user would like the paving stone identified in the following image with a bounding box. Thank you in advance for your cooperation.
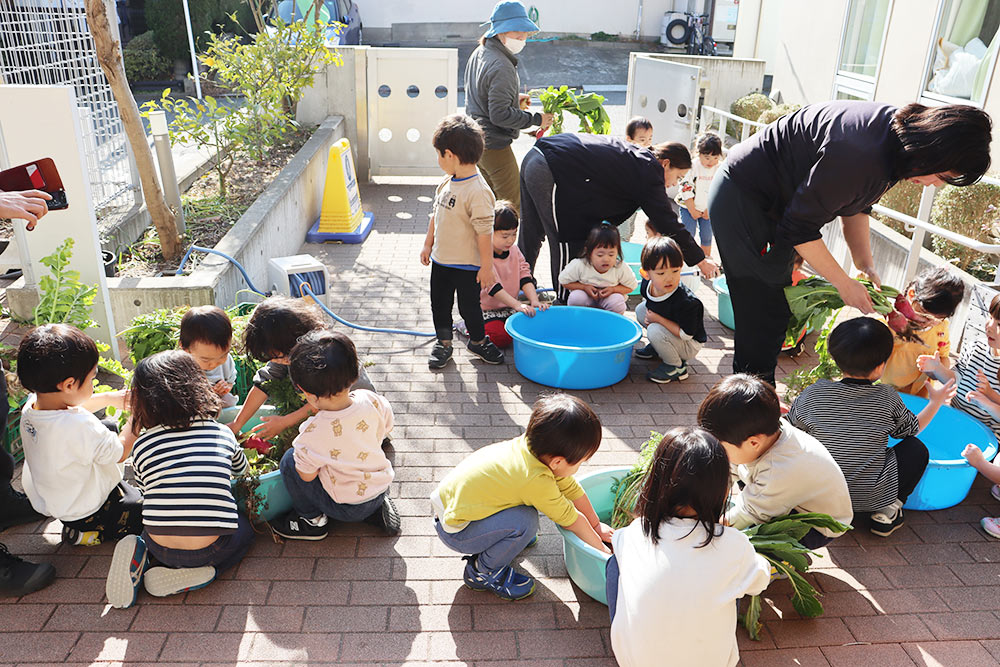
[843,614,934,643]
[920,611,1000,640]
[902,640,1000,666]
[0,631,77,662]
[66,631,167,663]
[822,643,916,666]
[740,647,830,666]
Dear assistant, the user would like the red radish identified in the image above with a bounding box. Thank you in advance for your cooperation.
[535,128,546,139]
[245,437,272,455]
[887,310,909,334]
[894,294,919,321]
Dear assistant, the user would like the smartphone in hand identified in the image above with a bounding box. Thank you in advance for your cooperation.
[0,158,68,212]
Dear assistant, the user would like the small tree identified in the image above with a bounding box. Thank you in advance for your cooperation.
[84,0,182,260]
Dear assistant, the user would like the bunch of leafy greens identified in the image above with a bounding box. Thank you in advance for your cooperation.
[610,440,852,640]
[784,276,899,344]
[529,85,611,137]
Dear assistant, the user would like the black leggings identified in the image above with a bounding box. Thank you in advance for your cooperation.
[893,436,930,505]
[430,262,485,342]
[64,481,144,542]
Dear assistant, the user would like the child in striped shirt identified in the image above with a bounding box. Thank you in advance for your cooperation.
[105,350,250,609]
[790,318,955,538]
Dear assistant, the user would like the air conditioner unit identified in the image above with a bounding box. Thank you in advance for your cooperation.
[267,254,329,305]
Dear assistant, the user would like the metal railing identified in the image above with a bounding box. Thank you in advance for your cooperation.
[699,104,765,142]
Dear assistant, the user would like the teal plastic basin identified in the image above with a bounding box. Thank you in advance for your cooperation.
[219,405,293,522]
[622,241,642,295]
[556,467,629,605]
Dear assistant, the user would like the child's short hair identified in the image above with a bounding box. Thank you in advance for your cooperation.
[651,142,693,170]
[244,296,324,362]
[432,114,485,165]
[525,393,602,464]
[641,235,684,271]
[582,223,623,263]
[697,374,780,444]
[991,293,1000,320]
[827,317,894,377]
[696,132,723,156]
[494,200,519,231]
[289,328,359,398]
[909,268,964,318]
[179,305,232,350]
[637,427,729,547]
[17,324,98,393]
[626,116,652,138]
[129,350,220,431]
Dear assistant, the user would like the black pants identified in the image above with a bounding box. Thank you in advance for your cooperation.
[893,436,930,505]
[63,481,144,542]
[725,277,790,386]
[430,262,485,342]
[0,372,10,485]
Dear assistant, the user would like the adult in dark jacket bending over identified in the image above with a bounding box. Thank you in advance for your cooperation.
[465,1,552,213]
[709,101,991,386]
[518,134,719,302]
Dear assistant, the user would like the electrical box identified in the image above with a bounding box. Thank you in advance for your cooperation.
[267,254,329,305]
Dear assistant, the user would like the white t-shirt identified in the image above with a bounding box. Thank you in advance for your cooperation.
[204,353,238,408]
[19,397,124,522]
[558,257,639,291]
[726,421,854,537]
[610,518,770,667]
[677,159,721,211]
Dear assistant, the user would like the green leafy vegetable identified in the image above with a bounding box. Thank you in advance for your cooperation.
[33,239,98,330]
[528,85,611,138]
[784,276,899,344]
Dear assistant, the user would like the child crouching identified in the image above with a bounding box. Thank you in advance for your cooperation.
[269,329,400,540]
[432,394,613,601]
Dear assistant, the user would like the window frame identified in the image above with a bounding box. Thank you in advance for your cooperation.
[831,0,894,101]
[918,0,1000,108]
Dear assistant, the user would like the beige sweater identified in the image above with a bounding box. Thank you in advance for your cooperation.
[430,173,495,267]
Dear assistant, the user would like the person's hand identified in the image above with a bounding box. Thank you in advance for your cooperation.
[583,284,600,299]
[597,286,613,298]
[477,265,496,288]
[596,521,614,544]
[419,244,432,266]
[0,189,51,230]
[697,257,719,279]
[212,380,233,396]
[517,303,536,317]
[227,421,242,436]
[535,300,550,312]
[519,93,531,110]
[540,112,555,130]
[859,266,882,290]
[248,414,291,441]
[927,378,957,406]
[695,209,707,219]
[963,442,987,466]
[917,351,944,375]
[835,278,875,314]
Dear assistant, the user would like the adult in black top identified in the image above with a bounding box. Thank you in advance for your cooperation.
[517,133,719,301]
[709,101,992,386]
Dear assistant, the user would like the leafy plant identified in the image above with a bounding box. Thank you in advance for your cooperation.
[729,92,773,136]
[33,239,98,330]
[123,31,173,82]
[783,276,899,345]
[930,181,1000,280]
[782,310,842,402]
[610,431,662,529]
[529,85,611,138]
[756,103,801,126]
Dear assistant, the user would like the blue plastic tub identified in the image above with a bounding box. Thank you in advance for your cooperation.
[557,467,626,605]
[622,241,643,295]
[892,393,999,511]
[219,405,293,523]
[505,307,642,390]
[713,275,735,330]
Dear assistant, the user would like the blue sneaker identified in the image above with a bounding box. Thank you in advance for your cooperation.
[633,343,657,360]
[462,555,535,601]
[143,566,216,598]
[106,534,147,609]
[525,534,539,548]
[647,362,689,384]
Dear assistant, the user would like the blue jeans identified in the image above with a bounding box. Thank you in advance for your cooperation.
[680,207,712,246]
[606,555,620,621]
[279,448,385,522]
[434,505,539,573]
[143,512,253,574]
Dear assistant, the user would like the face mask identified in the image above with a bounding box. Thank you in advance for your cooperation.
[504,37,526,54]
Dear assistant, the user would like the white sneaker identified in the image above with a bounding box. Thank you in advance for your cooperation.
[143,566,216,597]
[106,535,147,609]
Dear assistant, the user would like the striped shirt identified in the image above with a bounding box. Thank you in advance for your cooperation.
[788,379,920,512]
[952,337,1000,434]
[132,419,249,535]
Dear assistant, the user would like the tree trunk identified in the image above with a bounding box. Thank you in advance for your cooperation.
[84,0,182,261]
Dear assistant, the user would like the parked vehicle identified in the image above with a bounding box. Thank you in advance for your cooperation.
[274,0,362,45]
[665,11,717,56]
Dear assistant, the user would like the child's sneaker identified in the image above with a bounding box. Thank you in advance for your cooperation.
[143,566,216,597]
[269,512,329,541]
[467,338,504,364]
[62,525,101,547]
[870,502,905,537]
[428,341,454,369]
[991,484,1000,503]
[633,343,656,360]
[364,495,402,536]
[461,555,535,601]
[981,517,1000,539]
[647,363,689,384]
[106,534,147,609]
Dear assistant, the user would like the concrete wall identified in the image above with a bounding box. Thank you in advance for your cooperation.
[656,54,767,107]
[104,117,345,330]
[764,0,847,105]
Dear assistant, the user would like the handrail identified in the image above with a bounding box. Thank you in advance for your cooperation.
[699,104,766,142]
[871,204,1000,254]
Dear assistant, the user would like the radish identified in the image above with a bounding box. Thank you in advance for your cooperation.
[245,437,272,455]
[894,294,919,321]
[887,309,909,334]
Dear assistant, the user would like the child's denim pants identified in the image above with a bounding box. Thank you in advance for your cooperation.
[279,448,385,523]
[434,505,539,573]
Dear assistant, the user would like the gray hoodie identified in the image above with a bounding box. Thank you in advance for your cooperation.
[464,36,542,150]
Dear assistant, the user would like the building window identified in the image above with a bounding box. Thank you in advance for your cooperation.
[834,0,893,100]
[923,0,1000,105]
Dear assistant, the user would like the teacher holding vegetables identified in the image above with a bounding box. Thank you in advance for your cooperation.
[709,101,992,386]
[465,0,553,213]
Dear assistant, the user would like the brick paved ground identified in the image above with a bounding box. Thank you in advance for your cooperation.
[3,182,1000,665]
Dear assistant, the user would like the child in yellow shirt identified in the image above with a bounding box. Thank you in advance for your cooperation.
[431,394,612,600]
[882,268,964,397]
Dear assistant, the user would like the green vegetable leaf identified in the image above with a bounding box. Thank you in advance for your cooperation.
[740,594,763,641]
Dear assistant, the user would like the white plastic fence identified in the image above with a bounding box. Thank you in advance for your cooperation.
[699,104,765,142]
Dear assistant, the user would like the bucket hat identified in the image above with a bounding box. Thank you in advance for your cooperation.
[482,1,539,38]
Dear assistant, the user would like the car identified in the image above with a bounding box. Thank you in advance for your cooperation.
[273,0,362,45]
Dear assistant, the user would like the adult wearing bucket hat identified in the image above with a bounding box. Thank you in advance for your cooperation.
[465,0,553,214]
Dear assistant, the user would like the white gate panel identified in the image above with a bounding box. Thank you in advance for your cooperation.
[626,54,700,146]
[367,47,457,177]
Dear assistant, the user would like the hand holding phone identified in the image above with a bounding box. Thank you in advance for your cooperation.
[0,158,68,229]
[0,189,52,230]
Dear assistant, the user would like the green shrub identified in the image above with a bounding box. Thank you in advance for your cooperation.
[123,31,173,82]
[756,102,801,126]
[872,180,922,236]
[730,92,772,120]
[145,0,247,63]
[929,182,1000,280]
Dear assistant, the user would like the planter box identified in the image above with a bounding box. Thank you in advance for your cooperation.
[2,396,28,462]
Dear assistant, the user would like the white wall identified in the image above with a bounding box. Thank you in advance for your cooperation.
[872,0,938,105]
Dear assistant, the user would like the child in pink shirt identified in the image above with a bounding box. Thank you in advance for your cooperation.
[480,200,547,347]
